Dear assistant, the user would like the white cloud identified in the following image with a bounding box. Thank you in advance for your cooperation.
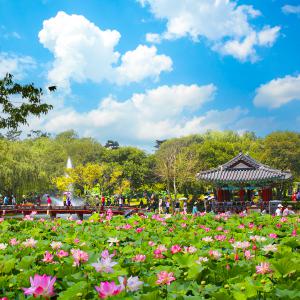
[38,11,172,90]
[139,0,280,61]
[0,52,36,79]
[146,33,161,44]
[115,45,172,84]
[25,84,220,147]
[216,26,280,62]
[282,5,300,16]
[254,74,300,108]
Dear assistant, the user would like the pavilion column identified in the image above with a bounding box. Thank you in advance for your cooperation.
[217,188,223,202]
[239,189,245,202]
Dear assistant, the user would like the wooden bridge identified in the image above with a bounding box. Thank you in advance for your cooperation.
[0,205,145,220]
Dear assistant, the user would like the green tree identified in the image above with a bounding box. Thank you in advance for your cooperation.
[0,74,52,129]
[261,131,300,180]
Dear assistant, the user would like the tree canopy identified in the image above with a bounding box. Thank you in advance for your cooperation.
[0,74,53,130]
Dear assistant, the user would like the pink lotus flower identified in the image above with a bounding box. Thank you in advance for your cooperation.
[42,251,54,263]
[132,254,146,262]
[92,256,117,273]
[238,224,245,229]
[183,246,197,254]
[292,229,297,237]
[95,281,123,299]
[280,217,287,223]
[157,245,167,252]
[214,235,227,241]
[276,223,282,228]
[209,250,222,260]
[244,250,254,260]
[202,236,213,242]
[73,238,80,244]
[101,249,115,259]
[181,223,187,228]
[256,262,272,274]
[170,244,182,254]
[0,217,4,223]
[76,220,83,225]
[148,241,155,247]
[269,233,277,239]
[23,215,33,221]
[50,241,62,250]
[153,249,165,259]
[22,238,37,248]
[10,238,19,246]
[56,250,69,258]
[23,274,56,298]
[156,271,176,285]
[123,224,132,230]
[216,226,223,231]
[248,223,255,229]
[71,249,89,266]
[136,227,144,233]
[119,276,143,292]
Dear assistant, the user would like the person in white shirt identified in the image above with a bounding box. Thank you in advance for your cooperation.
[283,205,295,216]
[275,204,283,216]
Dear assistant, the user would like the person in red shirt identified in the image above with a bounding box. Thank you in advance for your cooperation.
[101,196,105,207]
[47,195,52,206]
[292,192,297,202]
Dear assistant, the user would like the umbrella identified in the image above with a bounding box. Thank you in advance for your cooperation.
[63,192,71,195]
[179,197,187,201]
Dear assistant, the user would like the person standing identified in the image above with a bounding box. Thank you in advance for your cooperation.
[66,196,71,207]
[275,204,283,216]
[183,200,188,214]
[158,198,163,214]
[4,195,9,205]
[101,195,105,207]
[192,202,198,215]
[11,195,16,206]
[175,200,180,213]
[47,195,52,207]
[165,199,170,214]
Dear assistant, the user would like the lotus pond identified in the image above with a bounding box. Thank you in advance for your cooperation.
[0,212,299,300]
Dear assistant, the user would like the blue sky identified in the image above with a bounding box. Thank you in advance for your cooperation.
[0,0,300,149]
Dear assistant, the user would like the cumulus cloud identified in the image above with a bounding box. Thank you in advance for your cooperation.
[138,0,280,61]
[0,52,36,79]
[253,74,300,108]
[115,45,172,84]
[216,26,280,62]
[282,5,300,16]
[24,83,222,147]
[38,11,172,90]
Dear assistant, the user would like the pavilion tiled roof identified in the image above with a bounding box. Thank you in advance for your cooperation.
[196,153,292,184]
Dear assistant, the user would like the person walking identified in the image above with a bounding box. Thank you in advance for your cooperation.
[175,200,180,214]
[11,195,16,206]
